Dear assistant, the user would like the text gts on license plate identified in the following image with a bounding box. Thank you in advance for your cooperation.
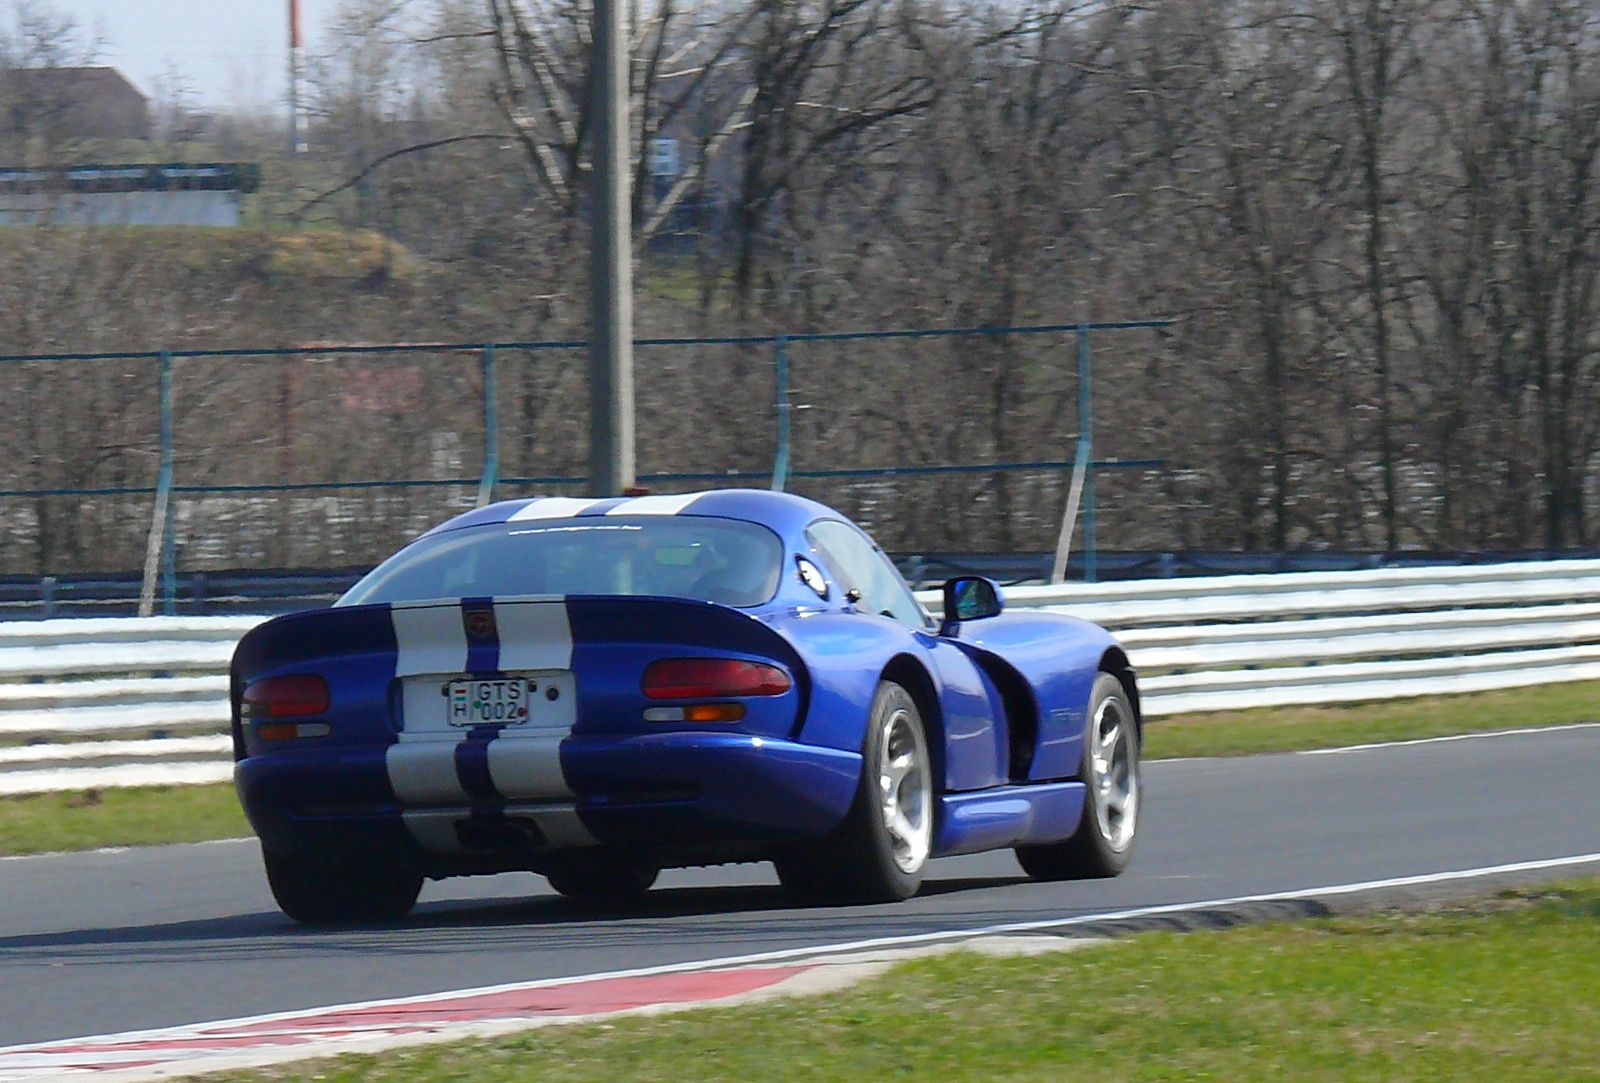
[444,678,533,726]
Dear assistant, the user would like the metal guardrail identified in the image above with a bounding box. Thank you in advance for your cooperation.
[15,548,1600,620]
[5,561,1600,795]
[0,616,252,795]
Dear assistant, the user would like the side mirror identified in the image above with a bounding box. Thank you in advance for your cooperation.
[941,576,1003,633]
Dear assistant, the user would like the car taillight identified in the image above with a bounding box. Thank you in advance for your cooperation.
[641,658,792,699]
[241,674,331,718]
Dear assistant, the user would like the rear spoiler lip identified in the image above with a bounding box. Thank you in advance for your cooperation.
[326,591,778,611]
[246,592,782,636]
[234,594,813,742]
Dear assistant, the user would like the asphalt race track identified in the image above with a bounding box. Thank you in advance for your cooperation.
[3,725,1599,1049]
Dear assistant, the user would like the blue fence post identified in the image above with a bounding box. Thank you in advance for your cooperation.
[1077,327,1096,583]
[477,345,500,507]
[771,335,791,491]
[40,575,56,620]
[158,350,177,615]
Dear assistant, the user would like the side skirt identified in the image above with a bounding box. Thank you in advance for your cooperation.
[932,781,1086,858]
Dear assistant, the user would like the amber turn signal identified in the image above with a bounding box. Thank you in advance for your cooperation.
[642,703,747,723]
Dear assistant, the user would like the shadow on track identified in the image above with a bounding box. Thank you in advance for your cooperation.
[0,872,1046,970]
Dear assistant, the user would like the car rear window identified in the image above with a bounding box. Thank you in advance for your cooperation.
[339,516,784,608]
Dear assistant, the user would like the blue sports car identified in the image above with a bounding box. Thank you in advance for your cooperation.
[232,489,1142,923]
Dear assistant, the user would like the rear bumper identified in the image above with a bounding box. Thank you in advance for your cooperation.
[235,732,862,869]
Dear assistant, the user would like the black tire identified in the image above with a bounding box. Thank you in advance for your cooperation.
[263,846,422,924]
[544,851,660,902]
[774,680,934,904]
[1016,672,1141,881]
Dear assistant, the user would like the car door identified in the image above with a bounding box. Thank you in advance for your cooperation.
[805,519,1009,792]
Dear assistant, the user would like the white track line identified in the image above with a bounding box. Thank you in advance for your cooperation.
[0,838,250,864]
[1297,721,1600,756]
[550,850,1600,971]
[4,848,1598,1071]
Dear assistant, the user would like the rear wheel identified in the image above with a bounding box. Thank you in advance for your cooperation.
[774,680,933,903]
[1015,672,1140,881]
[544,851,660,902]
[263,846,422,924]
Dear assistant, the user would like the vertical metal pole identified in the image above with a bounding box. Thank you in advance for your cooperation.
[771,336,791,491]
[478,346,500,507]
[159,351,177,614]
[1049,447,1088,585]
[141,352,176,617]
[588,0,635,496]
[288,0,308,154]
[1078,327,1096,583]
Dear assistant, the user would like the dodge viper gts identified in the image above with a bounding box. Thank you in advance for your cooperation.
[232,489,1142,922]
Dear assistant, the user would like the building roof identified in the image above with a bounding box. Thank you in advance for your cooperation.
[4,66,148,101]
[0,66,151,140]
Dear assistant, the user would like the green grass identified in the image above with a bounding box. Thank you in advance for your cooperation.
[1142,679,1600,760]
[3,680,1596,857]
[225,880,1600,1081]
[0,783,248,856]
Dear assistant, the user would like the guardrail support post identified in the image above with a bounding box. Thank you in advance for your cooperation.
[477,345,500,507]
[138,351,176,617]
[160,352,177,615]
[772,336,791,491]
[1051,327,1097,584]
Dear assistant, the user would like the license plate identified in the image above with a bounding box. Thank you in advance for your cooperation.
[445,678,532,727]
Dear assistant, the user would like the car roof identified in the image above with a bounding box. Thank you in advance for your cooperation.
[423,488,845,543]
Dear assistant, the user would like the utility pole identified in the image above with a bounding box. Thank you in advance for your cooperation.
[588,0,635,496]
[287,0,309,154]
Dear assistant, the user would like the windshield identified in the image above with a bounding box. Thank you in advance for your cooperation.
[339,516,784,608]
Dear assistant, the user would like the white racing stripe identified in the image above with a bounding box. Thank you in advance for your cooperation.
[390,602,467,677]
[389,602,471,845]
[529,807,599,847]
[495,600,573,672]
[386,599,583,852]
[487,736,571,798]
[508,497,604,521]
[385,744,470,805]
[488,601,577,806]
[607,493,703,516]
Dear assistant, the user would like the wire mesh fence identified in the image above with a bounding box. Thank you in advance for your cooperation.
[0,321,1171,608]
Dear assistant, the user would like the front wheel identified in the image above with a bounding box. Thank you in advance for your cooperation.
[1015,672,1140,881]
[774,680,933,904]
[263,846,422,924]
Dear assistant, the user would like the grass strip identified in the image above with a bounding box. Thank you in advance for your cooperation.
[3,680,1596,857]
[1143,678,1600,760]
[0,783,248,856]
[226,879,1600,1082]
